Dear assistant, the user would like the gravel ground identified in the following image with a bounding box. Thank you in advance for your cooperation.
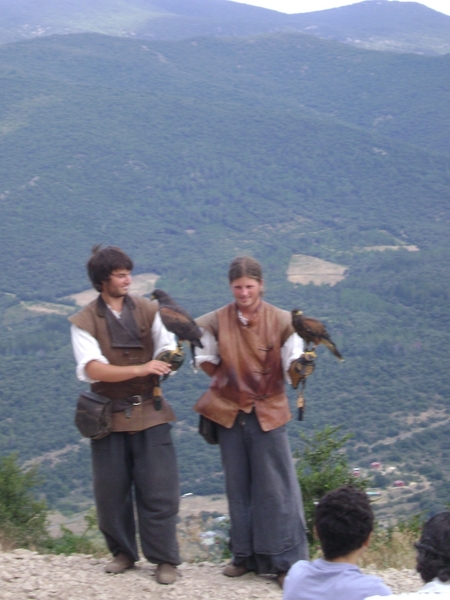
[0,550,423,600]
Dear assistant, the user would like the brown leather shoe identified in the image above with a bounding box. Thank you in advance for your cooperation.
[156,563,177,585]
[104,553,134,574]
[276,572,287,589]
[222,563,249,577]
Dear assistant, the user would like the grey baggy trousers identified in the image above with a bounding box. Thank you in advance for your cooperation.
[90,423,180,565]
[218,410,308,574]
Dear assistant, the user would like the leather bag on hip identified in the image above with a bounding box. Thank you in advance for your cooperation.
[75,391,112,440]
[198,415,219,445]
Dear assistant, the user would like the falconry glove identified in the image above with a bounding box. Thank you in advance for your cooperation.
[156,343,185,372]
[289,350,316,389]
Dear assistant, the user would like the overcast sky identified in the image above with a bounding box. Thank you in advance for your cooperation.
[230,0,450,17]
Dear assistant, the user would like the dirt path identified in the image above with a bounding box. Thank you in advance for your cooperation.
[0,550,423,600]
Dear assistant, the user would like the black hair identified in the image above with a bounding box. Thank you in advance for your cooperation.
[315,486,374,560]
[86,244,133,292]
[416,512,450,583]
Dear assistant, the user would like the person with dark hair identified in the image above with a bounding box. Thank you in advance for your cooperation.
[86,245,134,292]
[366,511,450,598]
[283,486,391,600]
[69,245,184,585]
[193,256,313,588]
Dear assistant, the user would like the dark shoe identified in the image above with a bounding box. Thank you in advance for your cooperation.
[105,553,134,574]
[156,563,177,585]
[277,572,287,589]
[222,563,249,577]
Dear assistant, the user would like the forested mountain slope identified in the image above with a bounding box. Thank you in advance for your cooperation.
[0,33,449,300]
[0,0,449,55]
[0,32,449,515]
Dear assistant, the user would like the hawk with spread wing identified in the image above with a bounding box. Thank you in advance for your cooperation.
[291,309,343,361]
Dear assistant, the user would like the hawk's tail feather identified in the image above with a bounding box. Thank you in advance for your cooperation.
[322,338,344,361]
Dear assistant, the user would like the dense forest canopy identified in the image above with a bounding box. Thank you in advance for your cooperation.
[0,30,449,516]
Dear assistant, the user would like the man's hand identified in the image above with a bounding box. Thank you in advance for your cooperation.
[155,345,185,372]
[85,359,172,382]
[141,360,172,377]
[289,350,316,389]
[200,361,219,377]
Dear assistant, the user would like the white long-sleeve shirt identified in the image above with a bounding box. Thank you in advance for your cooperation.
[70,309,176,383]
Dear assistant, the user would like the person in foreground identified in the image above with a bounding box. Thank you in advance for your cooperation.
[366,511,450,598]
[283,486,392,600]
[193,256,310,588]
[69,245,183,585]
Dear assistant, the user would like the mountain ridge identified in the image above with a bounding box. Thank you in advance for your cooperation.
[0,0,449,54]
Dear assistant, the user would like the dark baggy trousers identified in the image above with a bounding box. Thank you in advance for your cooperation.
[218,410,308,574]
[90,423,180,565]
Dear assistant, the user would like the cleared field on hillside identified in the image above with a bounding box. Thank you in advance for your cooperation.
[286,254,347,286]
[67,273,160,307]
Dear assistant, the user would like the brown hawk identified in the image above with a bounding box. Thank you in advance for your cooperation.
[151,289,203,368]
[291,309,343,361]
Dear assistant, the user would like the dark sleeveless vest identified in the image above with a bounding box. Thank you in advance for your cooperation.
[69,295,175,432]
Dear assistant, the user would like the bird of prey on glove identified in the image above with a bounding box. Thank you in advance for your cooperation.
[151,289,203,369]
[291,309,344,361]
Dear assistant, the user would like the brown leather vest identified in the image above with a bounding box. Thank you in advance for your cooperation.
[193,302,294,431]
[69,295,175,432]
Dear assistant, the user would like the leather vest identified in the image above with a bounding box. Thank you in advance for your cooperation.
[193,302,294,431]
[69,295,175,432]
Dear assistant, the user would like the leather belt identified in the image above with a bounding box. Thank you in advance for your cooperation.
[111,393,155,413]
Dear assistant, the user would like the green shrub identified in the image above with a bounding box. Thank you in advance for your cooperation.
[43,508,107,556]
[362,513,425,570]
[0,453,50,550]
[296,425,368,547]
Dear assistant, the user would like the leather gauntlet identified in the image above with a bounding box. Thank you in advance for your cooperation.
[289,350,316,389]
[156,343,185,372]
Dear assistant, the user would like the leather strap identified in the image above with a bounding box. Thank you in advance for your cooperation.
[110,392,155,413]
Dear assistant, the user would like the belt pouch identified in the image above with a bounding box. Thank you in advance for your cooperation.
[198,415,219,445]
[75,391,112,440]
